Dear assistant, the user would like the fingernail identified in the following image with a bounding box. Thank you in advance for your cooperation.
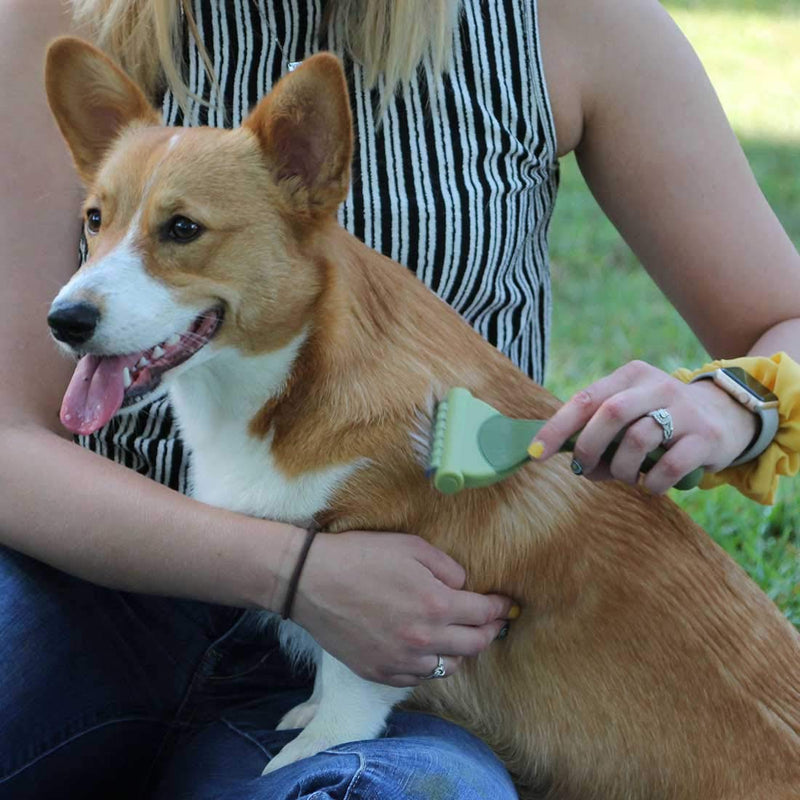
[528,440,545,459]
[508,604,521,620]
[570,458,584,476]
[496,623,510,640]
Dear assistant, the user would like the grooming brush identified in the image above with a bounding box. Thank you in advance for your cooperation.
[427,387,704,494]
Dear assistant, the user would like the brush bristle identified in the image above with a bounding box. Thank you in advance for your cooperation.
[426,397,449,475]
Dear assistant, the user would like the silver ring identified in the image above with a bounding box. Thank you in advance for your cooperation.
[422,655,447,680]
[647,408,674,443]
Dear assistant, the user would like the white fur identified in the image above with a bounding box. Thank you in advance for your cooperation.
[167,337,407,772]
[52,235,204,357]
[274,618,320,673]
[277,668,323,731]
[409,395,437,468]
[263,652,411,775]
[169,336,363,525]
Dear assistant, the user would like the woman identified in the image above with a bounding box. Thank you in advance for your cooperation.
[1,0,798,797]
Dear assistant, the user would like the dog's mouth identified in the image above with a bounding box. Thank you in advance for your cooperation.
[60,306,224,435]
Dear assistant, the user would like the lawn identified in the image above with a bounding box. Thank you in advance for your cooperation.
[545,0,800,625]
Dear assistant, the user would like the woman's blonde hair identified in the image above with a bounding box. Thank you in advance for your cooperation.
[71,0,461,108]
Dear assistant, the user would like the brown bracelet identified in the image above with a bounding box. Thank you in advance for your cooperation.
[281,526,319,620]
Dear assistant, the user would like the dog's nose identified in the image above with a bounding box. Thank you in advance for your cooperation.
[47,301,101,347]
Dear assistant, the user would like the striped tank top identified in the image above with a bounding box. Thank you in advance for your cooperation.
[78,0,559,492]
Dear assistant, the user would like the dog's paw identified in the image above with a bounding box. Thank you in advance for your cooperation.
[276,698,320,731]
[261,731,334,775]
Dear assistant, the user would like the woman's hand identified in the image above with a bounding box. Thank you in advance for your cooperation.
[532,360,757,494]
[290,531,516,687]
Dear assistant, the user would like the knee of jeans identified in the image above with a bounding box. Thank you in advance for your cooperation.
[254,711,517,800]
[256,750,364,800]
[157,713,517,800]
[308,730,517,800]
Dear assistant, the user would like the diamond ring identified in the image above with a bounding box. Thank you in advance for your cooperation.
[647,408,674,444]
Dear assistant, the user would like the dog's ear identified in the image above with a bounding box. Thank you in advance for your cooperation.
[243,53,353,219]
[45,36,160,184]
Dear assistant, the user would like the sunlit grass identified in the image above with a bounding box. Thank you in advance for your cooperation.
[668,5,800,142]
[545,1,800,624]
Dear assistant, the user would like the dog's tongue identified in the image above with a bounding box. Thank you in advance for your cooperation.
[60,353,141,435]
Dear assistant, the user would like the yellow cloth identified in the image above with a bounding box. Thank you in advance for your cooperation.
[673,352,800,504]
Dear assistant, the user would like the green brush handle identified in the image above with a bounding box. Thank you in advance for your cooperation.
[477,415,703,491]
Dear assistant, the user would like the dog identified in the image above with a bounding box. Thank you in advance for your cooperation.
[44,37,800,799]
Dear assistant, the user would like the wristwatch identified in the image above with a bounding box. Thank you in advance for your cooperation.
[690,367,780,467]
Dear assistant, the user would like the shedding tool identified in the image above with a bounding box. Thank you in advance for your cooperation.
[427,387,703,495]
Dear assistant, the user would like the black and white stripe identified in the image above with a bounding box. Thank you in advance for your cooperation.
[82,0,559,491]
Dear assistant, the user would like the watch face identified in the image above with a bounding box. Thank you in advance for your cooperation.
[722,367,779,404]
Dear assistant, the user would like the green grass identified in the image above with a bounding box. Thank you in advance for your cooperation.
[545,1,800,625]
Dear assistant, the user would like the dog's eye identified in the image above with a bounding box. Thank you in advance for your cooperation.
[86,209,102,234]
[167,216,203,243]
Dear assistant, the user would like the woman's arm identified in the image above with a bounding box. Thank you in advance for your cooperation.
[536,0,800,491]
[0,1,512,686]
[571,0,800,358]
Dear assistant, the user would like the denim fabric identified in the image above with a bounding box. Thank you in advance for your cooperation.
[0,547,517,800]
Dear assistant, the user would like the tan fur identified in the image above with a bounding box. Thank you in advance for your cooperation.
[45,37,161,183]
[46,38,800,799]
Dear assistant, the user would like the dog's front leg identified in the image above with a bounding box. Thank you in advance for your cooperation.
[276,670,323,731]
[262,650,411,775]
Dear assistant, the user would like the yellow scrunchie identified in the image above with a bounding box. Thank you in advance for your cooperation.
[673,352,800,505]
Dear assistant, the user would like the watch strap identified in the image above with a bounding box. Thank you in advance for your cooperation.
[690,371,779,467]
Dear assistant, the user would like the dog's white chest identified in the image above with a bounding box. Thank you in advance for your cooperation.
[188,423,357,526]
[167,340,360,526]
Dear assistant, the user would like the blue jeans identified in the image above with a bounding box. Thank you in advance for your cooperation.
[0,547,517,799]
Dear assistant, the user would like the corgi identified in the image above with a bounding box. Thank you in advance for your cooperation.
[44,37,800,799]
